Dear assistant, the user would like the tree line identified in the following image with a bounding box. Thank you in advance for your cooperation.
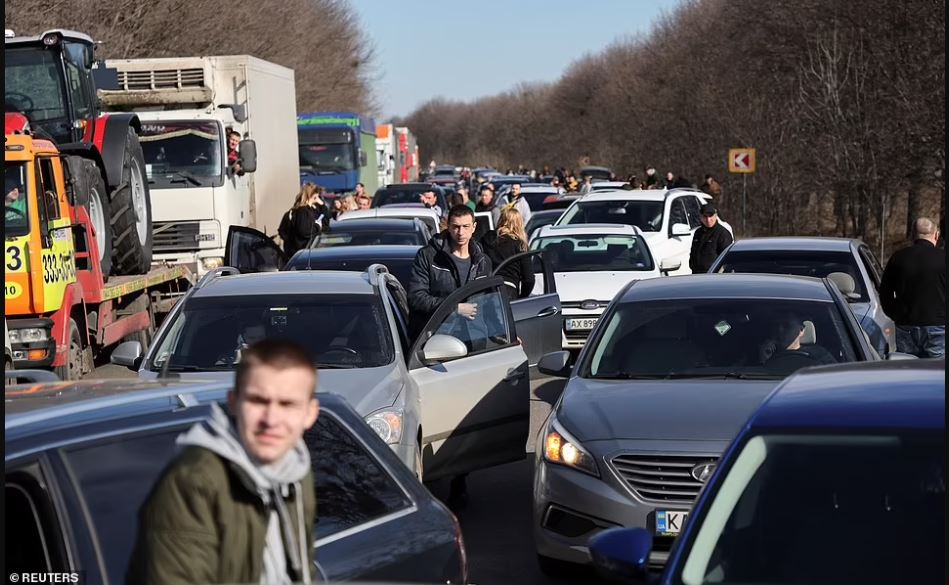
[401,0,944,255]
[5,0,377,116]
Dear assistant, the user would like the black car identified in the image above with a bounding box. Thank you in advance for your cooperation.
[374,183,448,212]
[4,379,467,584]
[311,218,431,248]
[288,244,422,288]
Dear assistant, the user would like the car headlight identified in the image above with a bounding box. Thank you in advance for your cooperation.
[9,327,49,343]
[544,416,599,477]
[366,408,404,444]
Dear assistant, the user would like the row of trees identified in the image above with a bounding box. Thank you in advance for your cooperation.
[401,0,944,254]
[5,0,377,115]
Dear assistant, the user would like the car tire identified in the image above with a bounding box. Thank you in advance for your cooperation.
[110,127,153,275]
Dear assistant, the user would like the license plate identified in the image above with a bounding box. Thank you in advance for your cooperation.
[655,510,689,536]
[565,318,598,331]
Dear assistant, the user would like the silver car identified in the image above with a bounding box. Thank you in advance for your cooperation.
[708,237,896,353]
[531,274,886,573]
[113,226,563,482]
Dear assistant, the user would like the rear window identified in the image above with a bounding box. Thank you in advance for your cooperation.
[560,200,664,232]
[715,250,867,302]
[373,188,446,211]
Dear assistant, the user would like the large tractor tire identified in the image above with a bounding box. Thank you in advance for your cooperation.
[68,157,114,275]
[110,127,153,275]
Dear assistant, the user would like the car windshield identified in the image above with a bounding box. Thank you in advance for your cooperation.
[373,188,446,210]
[140,121,223,187]
[298,128,357,172]
[313,228,425,247]
[4,162,30,237]
[149,294,394,370]
[531,234,654,272]
[676,433,943,585]
[585,299,859,380]
[560,200,664,232]
[715,250,868,302]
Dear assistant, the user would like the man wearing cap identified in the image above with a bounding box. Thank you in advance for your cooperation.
[689,203,733,273]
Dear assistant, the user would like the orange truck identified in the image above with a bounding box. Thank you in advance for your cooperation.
[4,120,192,380]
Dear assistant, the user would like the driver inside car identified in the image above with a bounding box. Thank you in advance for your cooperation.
[760,313,837,369]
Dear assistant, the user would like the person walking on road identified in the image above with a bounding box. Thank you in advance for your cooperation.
[129,339,320,585]
[689,203,733,273]
[481,207,536,301]
[880,217,946,357]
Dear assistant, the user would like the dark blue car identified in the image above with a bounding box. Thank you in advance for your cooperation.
[4,378,467,583]
[589,360,945,585]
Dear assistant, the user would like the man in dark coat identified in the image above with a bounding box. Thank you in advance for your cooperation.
[689,203,733,273]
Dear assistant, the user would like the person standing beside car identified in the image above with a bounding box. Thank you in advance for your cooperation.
[481,207,535,301]
[128,339,320,585]
[278,183,328,258]
[880,217,946,358]
[689,203,733,274]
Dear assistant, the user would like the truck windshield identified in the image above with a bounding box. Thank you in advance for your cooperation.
[139,121,223,188]
[5,47,70,142]
[5,162,30,237]
[299,128,357,172]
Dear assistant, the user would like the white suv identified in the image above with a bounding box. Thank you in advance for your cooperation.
[553,188,733,276]
[529,224,676,350]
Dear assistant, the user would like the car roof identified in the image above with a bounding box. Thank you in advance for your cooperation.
[620,273,834,302]
[520,185,560,193]
[325,218,422,231]
[381,183,437,190]
[591,181,631,188]
[750,360,945,431]
[725,237,859,252]
[192,270,375,298]
[338,208,439,220]
[577,189,668,202]
[290,245,421,263]
[536,224,643,237]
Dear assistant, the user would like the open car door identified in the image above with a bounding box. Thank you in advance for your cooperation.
[408,276,530,481]
[492,250,561,369]
[224,226,288,273]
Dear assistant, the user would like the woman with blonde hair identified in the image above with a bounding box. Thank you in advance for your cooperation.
[481,207,535,299]
[334,194,359,218]
[278,183,327,257]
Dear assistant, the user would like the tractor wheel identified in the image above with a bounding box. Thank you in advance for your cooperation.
[110,127,153,275]
[78,158,113,275]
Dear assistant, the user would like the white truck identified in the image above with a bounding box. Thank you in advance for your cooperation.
[99,56,300,276]
[376,123,397,187]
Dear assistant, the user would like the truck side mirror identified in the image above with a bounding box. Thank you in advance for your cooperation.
[238,139,257,173]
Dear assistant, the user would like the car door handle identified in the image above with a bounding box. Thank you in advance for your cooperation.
[504,368,525,383]
[536,306,560,318]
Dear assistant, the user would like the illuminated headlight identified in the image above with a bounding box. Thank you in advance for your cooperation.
[201,256,225,271]
[9,327,49,343]
[544,417,599,477]
[366,408,404,444]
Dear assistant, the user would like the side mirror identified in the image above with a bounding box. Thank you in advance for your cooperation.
[660,258,681,274]
[111,340,143,370]
[238,139,257,173]
[588,527,653,584]
[886,351,918,361]
[359,149,368,167]
[421,334,468,363]
[670,223,691,237]
[537,350,572,377]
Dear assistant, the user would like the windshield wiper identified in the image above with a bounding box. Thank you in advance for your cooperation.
[169,170,202,186]
[313,363,358,369]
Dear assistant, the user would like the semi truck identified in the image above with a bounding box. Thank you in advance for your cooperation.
[376,123,397,187]
[297,112,379,195]
[395,126,420,183]
[98,55,300,276]
[5,126,192,380]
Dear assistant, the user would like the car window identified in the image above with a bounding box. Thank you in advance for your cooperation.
[682,196,703,229]
[560,200,664,232]
[373,188,446,211]
[858,246,883,290]
[714,250,869,302]
[585,298,859,380]
[530,234,654,272]
[6,465,69,574]
[150,294,395,371]
[63,425,193,584]
[669,198,689,229]
[430,286,513,357]
[307,412,412,539]
[676,433,944,585]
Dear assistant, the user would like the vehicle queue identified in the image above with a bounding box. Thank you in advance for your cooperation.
[5,166,945,584]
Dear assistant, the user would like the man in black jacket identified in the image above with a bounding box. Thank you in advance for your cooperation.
[689,203,733,273]
[880,217,945,357]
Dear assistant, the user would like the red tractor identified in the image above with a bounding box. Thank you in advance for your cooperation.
[5,28,152,276]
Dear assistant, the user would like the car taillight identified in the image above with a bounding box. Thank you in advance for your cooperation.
[543,195,558,204]
[451,512,468,584]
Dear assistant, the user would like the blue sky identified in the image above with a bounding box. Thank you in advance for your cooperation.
[348,0,683,119]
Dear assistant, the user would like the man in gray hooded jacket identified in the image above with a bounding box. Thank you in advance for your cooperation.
[129,339,320,584]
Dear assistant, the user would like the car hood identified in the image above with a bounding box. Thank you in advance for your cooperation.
[558,377,781,442]
[138,365,403,415]
[554,271,659,302]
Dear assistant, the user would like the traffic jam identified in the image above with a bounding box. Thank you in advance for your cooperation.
[4,24,945,585]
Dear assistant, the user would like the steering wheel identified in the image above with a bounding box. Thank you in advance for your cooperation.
[5,206,27,221]
[6,92,35,112]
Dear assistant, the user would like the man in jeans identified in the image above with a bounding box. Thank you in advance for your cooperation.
[880,217,946,357]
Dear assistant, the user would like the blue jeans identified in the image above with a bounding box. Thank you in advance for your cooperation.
[896,326,946,358]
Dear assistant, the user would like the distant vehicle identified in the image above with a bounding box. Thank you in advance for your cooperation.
[526,210,565,242]
[376,123,397,187]
[297,112,379,195]
[555,189,733,276]
[288,245,422,289]
[337,206,441,235]
[532,273,895,574]
[507,185,565,211]
[373,183,448,216]
[395,127,420,182]
[310,218,431,249]
[4,378,467,583]
[578,166,614,181]
[709,237,895,354]
[432,165,459,177]
[589,359,944,585]
[590,181,631,191]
